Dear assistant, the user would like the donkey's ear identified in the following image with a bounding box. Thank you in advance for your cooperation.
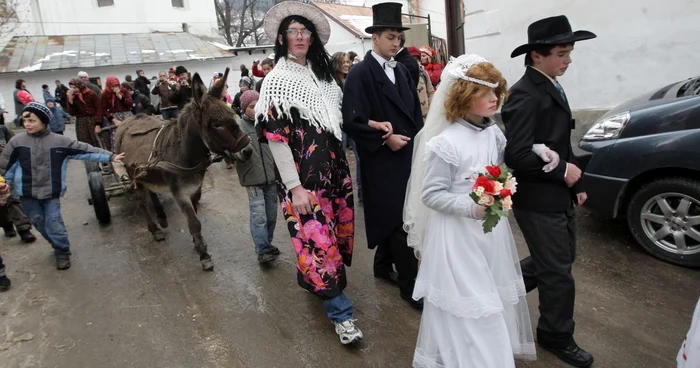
[209,67,230,99]
[191,72,207,103]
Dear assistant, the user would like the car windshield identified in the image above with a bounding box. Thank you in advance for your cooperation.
[678,76,700,97]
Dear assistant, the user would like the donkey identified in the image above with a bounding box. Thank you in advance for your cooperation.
[114,68,249,271]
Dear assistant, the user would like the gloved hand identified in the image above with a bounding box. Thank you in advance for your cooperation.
[532,144,560,173]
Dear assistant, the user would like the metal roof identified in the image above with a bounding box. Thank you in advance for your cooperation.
[0,32,235,73]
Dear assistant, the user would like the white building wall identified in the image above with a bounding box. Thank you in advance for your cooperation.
[462,0,700,110]
[418,0,446,40]
[34,0,218,38]
[323,16,371,57]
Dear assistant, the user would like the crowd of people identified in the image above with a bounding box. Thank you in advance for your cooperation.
[5,2,697,368]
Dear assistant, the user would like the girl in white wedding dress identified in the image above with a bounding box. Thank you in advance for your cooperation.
[404,55,557,368]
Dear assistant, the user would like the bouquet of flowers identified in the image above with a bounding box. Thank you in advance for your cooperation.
[469,164,517,233]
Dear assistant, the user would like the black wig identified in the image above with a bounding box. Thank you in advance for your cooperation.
[274,15,334,83]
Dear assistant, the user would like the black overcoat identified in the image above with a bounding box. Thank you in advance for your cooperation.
[394,48,420,88]
[342,50,424,247]
[501,67,584,213]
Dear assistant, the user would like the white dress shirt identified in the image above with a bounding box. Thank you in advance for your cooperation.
[371,50,396,84]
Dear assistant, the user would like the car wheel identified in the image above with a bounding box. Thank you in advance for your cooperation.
[627,177,700,267]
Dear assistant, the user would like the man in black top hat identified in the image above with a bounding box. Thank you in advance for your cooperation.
[342,2,424,310]
[501,15,596,367]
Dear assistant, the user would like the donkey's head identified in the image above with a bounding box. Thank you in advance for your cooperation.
[186,68,249,161]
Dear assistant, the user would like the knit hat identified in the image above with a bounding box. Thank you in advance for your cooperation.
[23,102,53,127]
[239,76,255,89]
[419,45,436,57]
[407,46,421,57]
[240,90,260,112]
[175,66,188,75]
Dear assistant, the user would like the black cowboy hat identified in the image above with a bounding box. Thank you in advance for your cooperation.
[510,15,596,58]
[365,2,409,34]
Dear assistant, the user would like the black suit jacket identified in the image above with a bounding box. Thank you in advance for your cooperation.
[342,50,424,246]
[394,48,420,88]
[502,67,583,212]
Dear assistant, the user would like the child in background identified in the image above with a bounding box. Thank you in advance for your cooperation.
[0,102,124,270]
[0,123,36,242]
[233,90,280,264]
[45,97,69,134]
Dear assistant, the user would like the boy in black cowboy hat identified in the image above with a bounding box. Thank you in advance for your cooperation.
[342,2,424,310]
[501,15,596,367]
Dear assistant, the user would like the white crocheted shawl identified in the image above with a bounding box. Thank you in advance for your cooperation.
[254,57,343,140]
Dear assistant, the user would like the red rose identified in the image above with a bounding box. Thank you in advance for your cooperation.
[499,188,512,198]
[486,165,502,178]
[474,175,496,194]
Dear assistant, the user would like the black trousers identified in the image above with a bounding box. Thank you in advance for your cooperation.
[0,195,32,232]
[514,205,577,348]
[373,225,419,297]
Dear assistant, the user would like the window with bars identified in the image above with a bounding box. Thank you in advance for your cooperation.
[172,0,184,8]
[98,0,114,7]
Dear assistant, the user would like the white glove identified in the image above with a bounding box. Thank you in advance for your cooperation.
[532,144,560,173]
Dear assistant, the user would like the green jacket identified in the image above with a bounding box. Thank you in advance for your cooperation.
[234,115,277,187]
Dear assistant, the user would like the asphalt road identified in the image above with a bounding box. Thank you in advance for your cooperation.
[1,125,698,368]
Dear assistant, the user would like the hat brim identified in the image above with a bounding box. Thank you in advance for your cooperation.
[510,30,596,58]
[365,25,411,34]
[264,2,331,45]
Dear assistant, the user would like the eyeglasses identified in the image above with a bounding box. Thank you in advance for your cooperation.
[286,29,312,39]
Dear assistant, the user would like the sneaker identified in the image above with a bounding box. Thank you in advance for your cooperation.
[257,252,278,264]
[56,253,71,270]
[269,246,281,256]
[18,229,36,243]
[0,276,10,292]
[3,225,16,238]
[334,319,363,345]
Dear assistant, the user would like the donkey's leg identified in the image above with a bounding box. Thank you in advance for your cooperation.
[149,190,168,228]
[191,187,202,214]
[170,185,213,271]
[136,187,165,241]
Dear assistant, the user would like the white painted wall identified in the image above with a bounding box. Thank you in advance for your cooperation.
[418,0,447,40]
[35,0,218,37]
[323,15,371,57]
[462,0,700,110]
[1,0,218,51]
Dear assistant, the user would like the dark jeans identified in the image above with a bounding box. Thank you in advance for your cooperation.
[245,184,278,255]
[323,292,354,323]
[20,198,70,255]
[514,205,577,348]
[0,195,32,232]
[374,225,419,297]
[161,108,180,120]
[0,254,5,277]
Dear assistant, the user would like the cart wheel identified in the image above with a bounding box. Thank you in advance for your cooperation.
[85,161,100,174]
[88,171,111,224]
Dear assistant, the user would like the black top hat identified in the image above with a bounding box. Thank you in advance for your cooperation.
[510,15,596,58]
[365,2,409,34]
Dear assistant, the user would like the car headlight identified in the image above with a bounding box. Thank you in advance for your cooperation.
[582,111,631,141]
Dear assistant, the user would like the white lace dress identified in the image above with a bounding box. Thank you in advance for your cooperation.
[412,121,536,368]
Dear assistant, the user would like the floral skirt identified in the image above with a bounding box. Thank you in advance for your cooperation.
[75,115,98,147]
[278,185,354,299]
[101,111,133,151]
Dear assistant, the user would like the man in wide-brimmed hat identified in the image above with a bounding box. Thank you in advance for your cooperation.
[501,15,596,368]
[342,2,424,311]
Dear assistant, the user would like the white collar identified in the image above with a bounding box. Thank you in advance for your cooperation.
[529,66,558,85]
[371,50,394,65]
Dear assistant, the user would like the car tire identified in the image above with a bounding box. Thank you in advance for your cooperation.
[627,177,700,267]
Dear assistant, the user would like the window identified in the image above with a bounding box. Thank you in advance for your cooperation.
[445,0,465,57]
[172,0,184,8]
[97,0,114,7]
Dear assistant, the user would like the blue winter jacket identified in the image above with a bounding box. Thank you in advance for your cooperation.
[0,129,113,199]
